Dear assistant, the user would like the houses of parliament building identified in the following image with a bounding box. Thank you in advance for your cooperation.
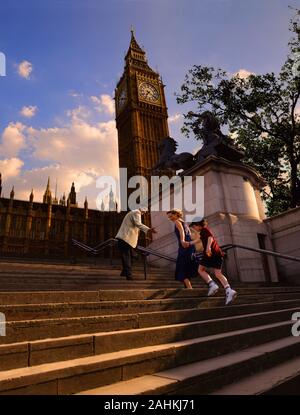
[0,32,170,258]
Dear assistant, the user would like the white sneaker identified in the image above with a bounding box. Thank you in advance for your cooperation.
[225,288,237,305]
[207,281,219,297]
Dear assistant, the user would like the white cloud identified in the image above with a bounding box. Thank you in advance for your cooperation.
[0,108,119,208]
[29,118,118,168]
[11,164,96,203]
[0,122,27,158]
[69,90,82,98]
[234,69,255,79]
[67,106,91,122]
[169,113,182,123]
[91,94,115,115]
[17,60,33,79]
[20,105,38,118]
[0,158,24,178]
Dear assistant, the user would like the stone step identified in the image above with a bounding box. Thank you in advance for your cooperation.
[209,354,300,395]
[0,284,207,292]
[0,273,173,281]
[0,266,172,275]
[0,284,208,292]
[0,297,218,321]
[2,298,299,345]
[0,280,285,287]
[0,280,208,291]
[0,307,297,371]
[0,260,145,269]
[2,292,300,321]
[77,335,300,395]
[0,275,203,287]
[1,287,300,305]
[0,274,178,282]
[0,268,172,275]
[0,276,183,283]
[0,274,202,283]
[0,283,185,290]
[0,320,293,395]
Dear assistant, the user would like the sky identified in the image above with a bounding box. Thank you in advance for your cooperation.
[0,0,298,208]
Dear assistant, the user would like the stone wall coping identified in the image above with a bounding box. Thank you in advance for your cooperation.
[264,206,300,223]
[181,155,266,190]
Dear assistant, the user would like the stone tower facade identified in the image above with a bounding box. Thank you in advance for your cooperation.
[115,31,169,184]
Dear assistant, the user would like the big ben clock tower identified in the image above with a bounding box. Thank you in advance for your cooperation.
[115,31,170,185]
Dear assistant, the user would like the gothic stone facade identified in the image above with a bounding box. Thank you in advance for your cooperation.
[0,194,123,259]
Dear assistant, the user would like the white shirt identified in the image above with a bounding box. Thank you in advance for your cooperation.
[115,209,150,248]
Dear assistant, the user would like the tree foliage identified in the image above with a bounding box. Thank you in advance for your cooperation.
[176,9,300,216]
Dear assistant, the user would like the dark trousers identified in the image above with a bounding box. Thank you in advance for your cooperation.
[117,238,132,277]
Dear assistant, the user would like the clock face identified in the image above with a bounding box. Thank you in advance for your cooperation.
[138,82,160,103]
[117,86,127,110]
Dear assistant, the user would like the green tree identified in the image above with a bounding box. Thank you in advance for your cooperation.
[176,9,300,216]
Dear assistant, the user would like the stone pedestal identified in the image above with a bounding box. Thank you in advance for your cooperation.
[148,156,279,283]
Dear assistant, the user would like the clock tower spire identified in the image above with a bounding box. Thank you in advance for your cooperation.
[115,31,169,188]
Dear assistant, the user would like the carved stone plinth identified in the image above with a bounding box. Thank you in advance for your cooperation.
[148,156,279,283]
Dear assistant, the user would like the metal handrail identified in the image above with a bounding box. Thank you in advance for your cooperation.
[72,238,177,262]
[72,239,95,252]
[72,238,300,263]
[72,238,116,254]
[71,238,300,280]
[92,238,118,253]
[71,237,177,279]
[136,245,177,263]
[221,243,300,262]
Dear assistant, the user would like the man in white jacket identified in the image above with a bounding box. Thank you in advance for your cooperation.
[115,208,157,280]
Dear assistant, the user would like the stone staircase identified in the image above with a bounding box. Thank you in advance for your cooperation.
[0,260,299,395]
[0,260,199,290]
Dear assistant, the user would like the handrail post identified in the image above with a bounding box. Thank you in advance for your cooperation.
[70,239,73,265]
[143,253,148,280]
[110,243,113,266]
[70,239,76,265]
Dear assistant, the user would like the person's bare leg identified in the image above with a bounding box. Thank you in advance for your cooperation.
[214,269,229,288]
[183,278,193,289]
[199,265,219,296]
[198,265,212,284]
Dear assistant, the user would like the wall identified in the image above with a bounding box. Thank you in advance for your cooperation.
[264,206,300,284]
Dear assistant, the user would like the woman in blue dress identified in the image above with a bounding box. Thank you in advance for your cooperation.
[167,209,201,288]
[167,209,220,293]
